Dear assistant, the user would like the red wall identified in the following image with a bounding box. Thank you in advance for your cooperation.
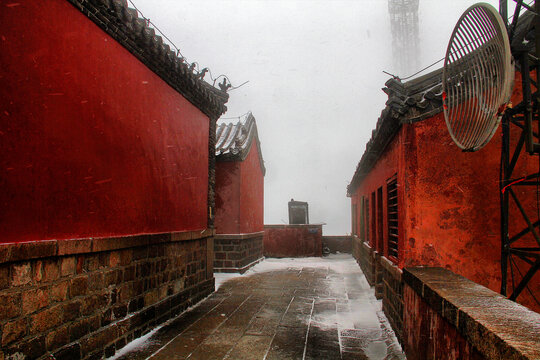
[0,0,210,243]
[215,143,264,234]
[264,225,323,257]
[215,161,241,234]
[239,144,264,233]
[351,126,405,264]
[405,113,501,283]
[407,112,540,312]
[351,75,540,312]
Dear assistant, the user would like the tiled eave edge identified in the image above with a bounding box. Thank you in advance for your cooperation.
[347,69,443,197]
[404,267,540,360]
[0,229,214,264]
[216,134,266,176]
[346,110,402,196]
[216,115,266,176]
[67,0,228,119]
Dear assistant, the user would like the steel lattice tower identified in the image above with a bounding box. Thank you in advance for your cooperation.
[388,0,420,77]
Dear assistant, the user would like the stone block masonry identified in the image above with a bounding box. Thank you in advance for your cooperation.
[322,236,352,254]
[214,232,264,273]
[402,267,540,360]
[352,236,403,345]
[380,256,403,343]
[353,236,375,285]
[0,231,215,360]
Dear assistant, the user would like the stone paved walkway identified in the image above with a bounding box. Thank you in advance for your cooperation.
[111,254,405,360]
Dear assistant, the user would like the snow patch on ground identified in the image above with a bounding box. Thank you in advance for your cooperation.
[214,272,246,290]
[106,325,162,360]
[105,295,211,360]
[248,253,355,273]
[109,254,404,360]
[215,254,359,289]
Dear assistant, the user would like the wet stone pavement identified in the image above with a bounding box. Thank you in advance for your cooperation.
[111,254,405,360]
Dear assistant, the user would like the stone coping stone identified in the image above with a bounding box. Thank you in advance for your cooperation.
[0,229,214,264]
[404,267,540,360]
[360,239,373,251]
[380,255,402,277]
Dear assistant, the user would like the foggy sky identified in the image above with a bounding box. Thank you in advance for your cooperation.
[133,0,506,235]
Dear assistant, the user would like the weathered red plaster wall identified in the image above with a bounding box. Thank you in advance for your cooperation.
[264,225,323,257]
[0,0,210,243]
[239,144,264,233]
[404,75,539,312]
[351,74,539,312]
[215,161,241,234]
[404,112,502,287]
[215,144,264,234]
[350,126,405,264]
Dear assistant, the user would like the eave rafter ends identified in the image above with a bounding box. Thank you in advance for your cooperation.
[215,113,266,176]
[68,0,229,119]
[347,68,444,196]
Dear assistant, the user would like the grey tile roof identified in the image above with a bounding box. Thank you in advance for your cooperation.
[347,9,537,196]
[68,0,228,118]
[216,113,266,175]
[347,68,443,196]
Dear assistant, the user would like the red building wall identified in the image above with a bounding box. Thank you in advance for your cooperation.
[215,161,240,234]
[0,0,210,243]
[406,113,539,312]
[239,144,264,233]
[404,113,501,284]
[264,224,323,258]
[351,76,540,312]
[215,144,264,234]
[350,126,405,264]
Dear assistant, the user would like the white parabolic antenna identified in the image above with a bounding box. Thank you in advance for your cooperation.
[442,3,514,151]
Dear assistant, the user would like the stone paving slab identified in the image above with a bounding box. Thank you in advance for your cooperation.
[109,254,405,360]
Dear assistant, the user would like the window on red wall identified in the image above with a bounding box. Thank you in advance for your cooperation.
[387,175,398,261]
[352,203,358,236]
[377,187,383,254]
[371,192,376,248]
[359,196,365,241]
[365,197,370,243]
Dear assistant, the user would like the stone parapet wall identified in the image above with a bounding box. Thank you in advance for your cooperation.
[214,232,264,273]
[380,255,403,344]
[322,236,352,254]
[0,231,214,360]
[374,252,384,299]
[352,236,403,344]
[353,237,375,285]
[402,267,540,360]
[264,225,323,258]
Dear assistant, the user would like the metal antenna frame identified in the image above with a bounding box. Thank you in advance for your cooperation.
[500,0,540,301]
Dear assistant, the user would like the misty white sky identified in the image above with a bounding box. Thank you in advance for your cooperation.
[132,0,508,235]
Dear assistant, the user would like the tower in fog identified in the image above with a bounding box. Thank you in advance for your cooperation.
[388,0,420,77]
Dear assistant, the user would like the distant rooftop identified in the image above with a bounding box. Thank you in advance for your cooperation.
[215,113,266,175]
